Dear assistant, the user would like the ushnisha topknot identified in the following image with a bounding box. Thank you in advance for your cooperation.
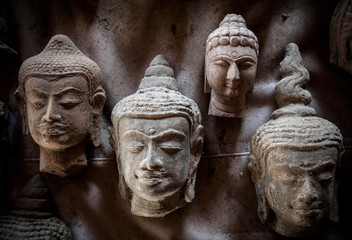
[18,34,102,94]
[206,14,259,55]
[111,54,202,135]
[249,43,344,172]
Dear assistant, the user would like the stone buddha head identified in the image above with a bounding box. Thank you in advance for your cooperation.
[330,0,352,74]
[205,14,259,118]
[110,55,204,217]
[15,34,106,177]
[248,43,344,237]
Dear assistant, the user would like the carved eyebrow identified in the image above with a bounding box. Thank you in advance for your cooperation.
[153,129,187,141]
[123,130,148,139]
[273,160,336,172]
[123,129,186,140]
[27,88,48,96]
[54,87,86,96]
[211,54,257,63]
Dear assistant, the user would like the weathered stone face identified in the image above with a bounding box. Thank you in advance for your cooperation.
[110,54,204,217]
[248,43,344,238]
[330,0,352,74]
[206,45,257,98]
[205,14,259,118]
[25,75,91,150]
[118,116,190,202]
[265,147,337,228]
[16,34,106,177]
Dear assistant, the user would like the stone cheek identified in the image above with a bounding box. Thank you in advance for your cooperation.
[16,34,106,177]
[263,148,337,237]
[110,54,204,217]
[205,14,258,118]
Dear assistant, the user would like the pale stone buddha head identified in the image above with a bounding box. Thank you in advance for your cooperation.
[110,55,204,217]
[205,14,259,118]
[15,34,106,177]
[248,43,344,237]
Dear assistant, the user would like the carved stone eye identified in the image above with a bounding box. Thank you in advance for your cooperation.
[159,145,182,154]
[127,142,145,153]
[213,59,229,67]
[32,101,45,109]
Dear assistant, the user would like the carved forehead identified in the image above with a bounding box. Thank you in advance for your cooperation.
[118,116,190,137]
[24,75,89,92]
[207,45,258,60]
[267,147,338,169]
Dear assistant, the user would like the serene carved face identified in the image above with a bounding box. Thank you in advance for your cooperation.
[206,45,257,98]
[118,116,190,202]
[25,75,92,150]
[265,147,337,227]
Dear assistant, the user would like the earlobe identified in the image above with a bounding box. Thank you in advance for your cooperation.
[204,75,211,93]
[257,189,271,224]
[108,126,117,152]
[92,86,106,115]
[89,87,106,147]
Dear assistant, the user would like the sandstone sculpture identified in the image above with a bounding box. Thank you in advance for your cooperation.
[248,43,344,237]
[0,174,72,239]
[15,34,106,177]
[205,14,259,118]
[330,0,352,74]
[110,55,204,217]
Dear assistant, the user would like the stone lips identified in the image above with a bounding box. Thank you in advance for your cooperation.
[206,14,259,55]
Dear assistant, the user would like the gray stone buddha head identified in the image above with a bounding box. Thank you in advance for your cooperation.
[330,0,352,74]
[205,14,259,118]
[110,55,204,217]
[15,34,106,177]
[248,43,344,237]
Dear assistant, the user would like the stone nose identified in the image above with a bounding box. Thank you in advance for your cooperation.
[41,97,61,123]
[226,63,240,82]
[295,178,319,206]
[139,142,163,170]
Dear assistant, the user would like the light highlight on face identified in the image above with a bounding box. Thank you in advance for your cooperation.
[118,117,191,202]
[206,45,257,98]
[265,147,337,227]
[25,75,92,150]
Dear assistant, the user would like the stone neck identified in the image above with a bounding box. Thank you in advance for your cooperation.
[130,190,185,217]
[39,142,87,177]
[208,91,245,118]
[270,216,320,238]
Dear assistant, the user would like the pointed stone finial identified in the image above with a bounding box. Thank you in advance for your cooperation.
[139,54,177,91]
[275,43,311,107]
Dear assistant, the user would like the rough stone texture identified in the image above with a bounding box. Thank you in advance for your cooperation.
[248,43,344,237]
[15,34,106,177]
[0,174,72,239]
[330,0,352,74]
[2,0,352,239]
[205,14,259,118]
[110,55,204,217]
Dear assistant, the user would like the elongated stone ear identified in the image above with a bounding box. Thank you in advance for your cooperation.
[185,125,204,202]
[14,87,30,136]
[108,126,117,152]
[257,190,271,224]
[90,86,106,147]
